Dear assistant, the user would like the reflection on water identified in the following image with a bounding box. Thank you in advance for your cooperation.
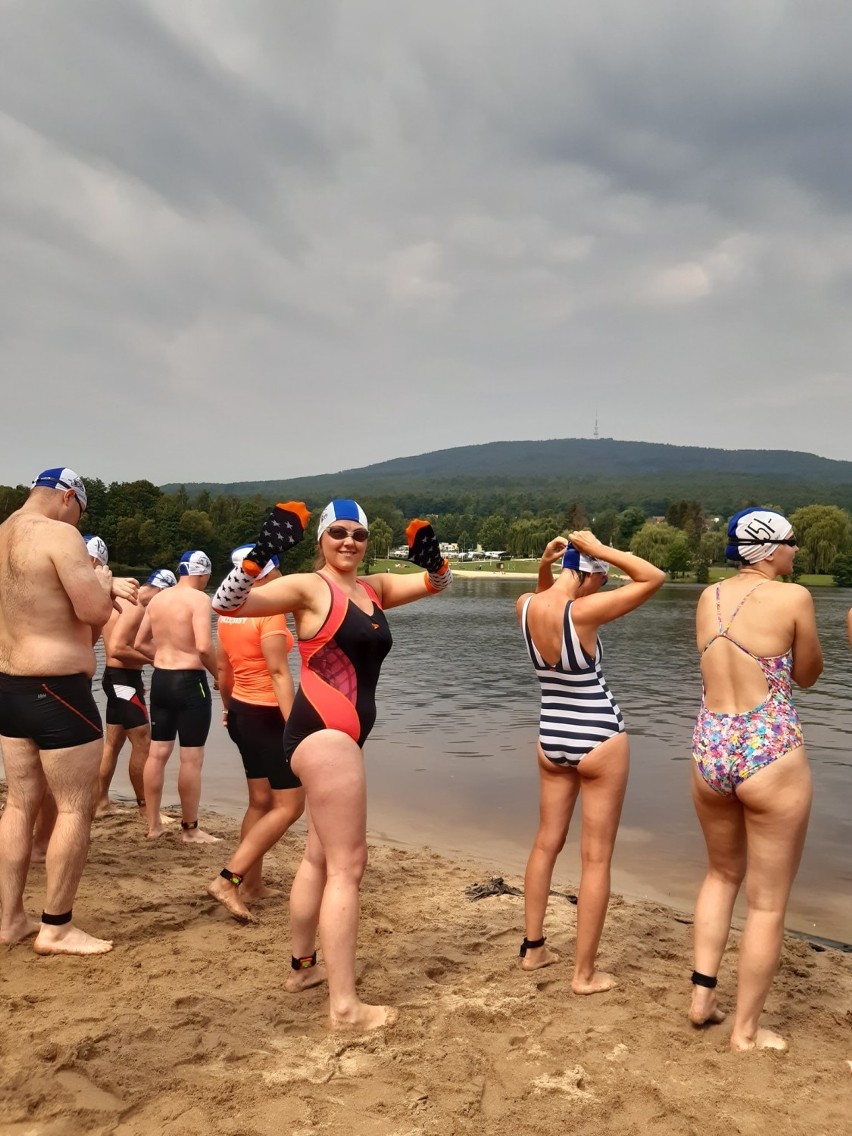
[13,580,848,942]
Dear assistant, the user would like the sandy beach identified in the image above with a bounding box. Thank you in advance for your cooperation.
[1,798,849,1136]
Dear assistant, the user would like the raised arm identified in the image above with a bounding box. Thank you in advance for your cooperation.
[790,585,823,688]
[536,537,569,593]
[369,518,453,610]
[568,530,665,630]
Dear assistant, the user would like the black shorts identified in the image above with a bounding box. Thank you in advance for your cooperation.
[150,669,211,747]
[226,699,299,790]
[0,672,103,750]
[101,666,149,730]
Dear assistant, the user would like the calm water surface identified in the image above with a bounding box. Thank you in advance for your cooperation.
[82,581,852,942]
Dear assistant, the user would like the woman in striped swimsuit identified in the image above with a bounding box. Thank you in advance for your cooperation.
[517,529,664,994]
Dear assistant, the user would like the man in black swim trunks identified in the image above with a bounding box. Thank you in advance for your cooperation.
[0,468,138,956]
[135,551,220,844]
[95,569,177,818]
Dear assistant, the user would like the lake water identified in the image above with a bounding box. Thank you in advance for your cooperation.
[18,580,850,943]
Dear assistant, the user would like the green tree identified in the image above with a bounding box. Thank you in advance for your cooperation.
[831,553,852,588]
[667,533,693,579]
[478,513,508,551]
[699,530,725,565]
[615,506,647,549]
[629,522,679,568]
[366,518,393,568]
[789,505,852,574]
[178,509,214,550]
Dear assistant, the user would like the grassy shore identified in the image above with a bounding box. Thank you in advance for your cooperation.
[365,559,839,587]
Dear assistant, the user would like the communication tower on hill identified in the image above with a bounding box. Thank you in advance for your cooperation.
[593,411,600,440]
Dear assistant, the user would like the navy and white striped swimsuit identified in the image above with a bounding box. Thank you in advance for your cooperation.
[521,597,625,766]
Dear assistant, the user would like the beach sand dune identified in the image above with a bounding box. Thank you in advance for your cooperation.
[1,803,849,1136]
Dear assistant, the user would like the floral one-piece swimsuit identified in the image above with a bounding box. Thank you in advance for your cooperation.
[692,581,803,796]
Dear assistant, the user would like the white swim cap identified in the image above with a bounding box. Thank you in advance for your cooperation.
[31,467,87,512]
[316,499,369,540]
[178,550,212,577]
[145,568,177,589]
[84,534,109,566]
[725,508,794,564]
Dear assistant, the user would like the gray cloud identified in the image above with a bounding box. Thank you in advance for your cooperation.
[2,0,851,487]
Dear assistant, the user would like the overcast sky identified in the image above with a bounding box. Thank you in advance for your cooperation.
[3,0,852,487]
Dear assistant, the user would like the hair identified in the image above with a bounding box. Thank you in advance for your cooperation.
[313,541,327,571]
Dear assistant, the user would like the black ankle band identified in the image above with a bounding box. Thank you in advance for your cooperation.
[220,868,244,887]
[519,936,546,957]
[41,910,72,926]
[181,819,198,831]
[291,951,317,971]
[691,970,718,988]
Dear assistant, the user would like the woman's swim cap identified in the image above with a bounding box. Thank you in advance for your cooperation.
[725,508,793,563]
[316,499,369,540]
[561,542,609,577]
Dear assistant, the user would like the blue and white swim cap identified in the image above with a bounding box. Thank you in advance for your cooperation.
[316,499,368,541]
[178,550,212,577]
[84,534,109,566]
[231,544,279,579]
[145,568,177,590]
[31,467,87,512]
[562,542,609,577]
[725,508,793,564]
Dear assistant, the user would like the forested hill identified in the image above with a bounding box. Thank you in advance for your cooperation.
[162,438,852,515]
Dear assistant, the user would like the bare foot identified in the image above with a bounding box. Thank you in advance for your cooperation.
[329,1003,399,1032]
[33,925,113,956]
[286,963,328,993]
[206,877,256,922]
[242,884,282,902]
[0,914,40,945]
[145,825,168,840]
[182,827,221,844]
[572,970,617,995]
[689,989,726,1026]
[731,1027,788,1052]
[94,800,118,818]
[520,943,560,972]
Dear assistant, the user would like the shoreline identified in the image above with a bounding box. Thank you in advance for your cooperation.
[1,801,849,1135]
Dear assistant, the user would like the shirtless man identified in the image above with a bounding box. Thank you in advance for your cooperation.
[31,531,111,854]
[0,468,138,955]
[95,569,177,817]
[136,551,220,844]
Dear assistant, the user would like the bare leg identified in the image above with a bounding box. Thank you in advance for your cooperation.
[286,815,328,992]
[520,746,579,971]
[729,748,812,1052]
[207,784,305,920]
[238,779,275,896]
[689,766,745,1026]
[95,723,127,816]
[0,736,45,943]
[30,790,58,862]
[292,732,396,1030]
[177,746,219,842]
[571,734,629,994]
[143,739,174,838]
[126,724,150,809]
[31,739,113,955]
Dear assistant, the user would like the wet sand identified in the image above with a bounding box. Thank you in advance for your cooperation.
[1,799,850,1136]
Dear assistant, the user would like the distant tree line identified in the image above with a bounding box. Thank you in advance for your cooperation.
[2,480,851,584]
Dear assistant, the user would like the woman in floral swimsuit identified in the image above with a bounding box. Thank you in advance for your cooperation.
[688,508,822,1052]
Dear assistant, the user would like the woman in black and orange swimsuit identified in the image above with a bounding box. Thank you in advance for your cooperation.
[212,499,451,1030]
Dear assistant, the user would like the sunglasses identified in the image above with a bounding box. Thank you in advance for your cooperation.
[325,525,370,542]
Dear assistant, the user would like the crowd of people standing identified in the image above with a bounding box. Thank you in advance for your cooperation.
[0,467,840,1050]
